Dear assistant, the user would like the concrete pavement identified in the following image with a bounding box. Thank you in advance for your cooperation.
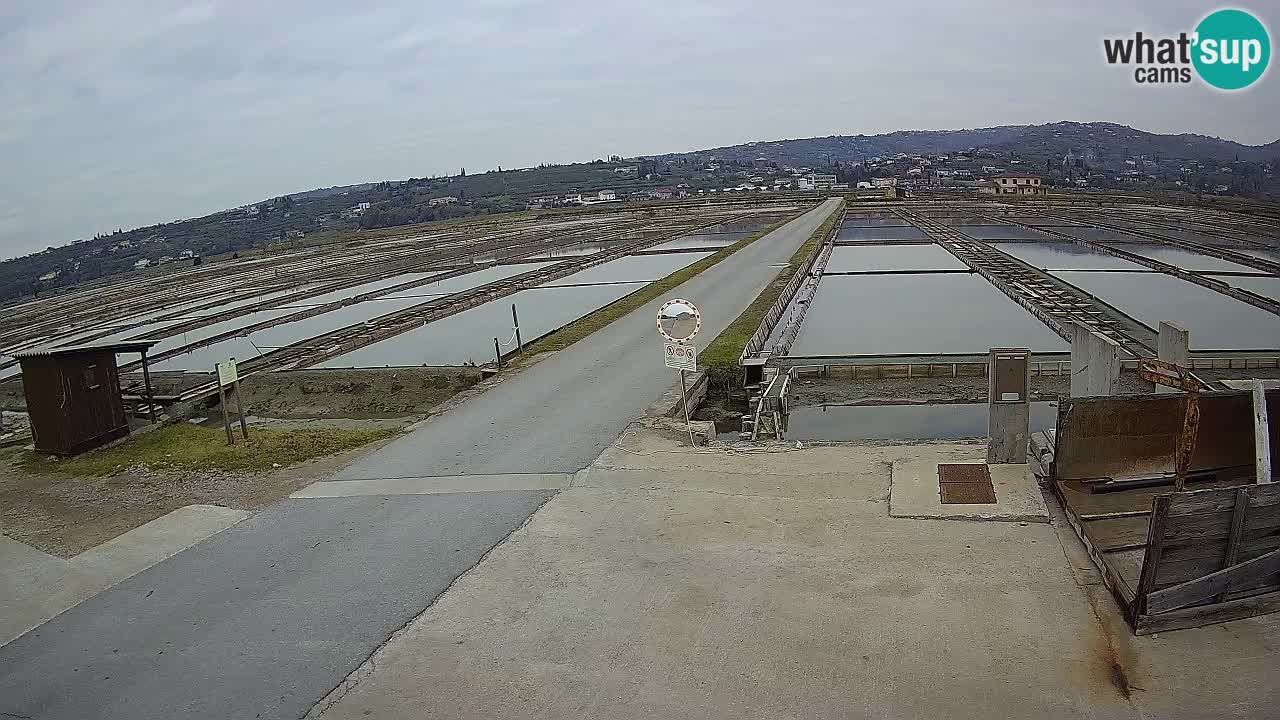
[0,505,249,646]
[310,429,1280,720]
[331,197,843,479]
[0,491,555,720]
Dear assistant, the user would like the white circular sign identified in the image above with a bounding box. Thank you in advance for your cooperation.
[657,298,701,343]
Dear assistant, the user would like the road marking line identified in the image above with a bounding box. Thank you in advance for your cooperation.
[291,473,573,498]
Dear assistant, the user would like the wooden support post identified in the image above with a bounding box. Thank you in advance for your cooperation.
[1135,495,1171,617]
[1216,487,1250,602]
[1254,379,1272,484]
[217,381,234,446]
[140,349,157,424]
[233,378,249,441]
[494,337,502,368]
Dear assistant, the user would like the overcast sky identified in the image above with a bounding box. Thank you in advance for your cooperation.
[1,1,1276,258]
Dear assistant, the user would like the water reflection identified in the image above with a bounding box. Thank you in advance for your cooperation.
[781,401,1059,442]
[1054,271,1280,350]
[791,274,1068,356]
[824,245,967,273]
[989,242,1144,271]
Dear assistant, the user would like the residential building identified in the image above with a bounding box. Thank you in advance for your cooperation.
[870,177,897,188]
[596,189,617,202]
[807,173,837,190]
[992,174,1046,195]
[133,259,151,270]
[428,196,459,207]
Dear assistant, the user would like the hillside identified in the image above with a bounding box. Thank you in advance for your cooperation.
[661,121,1280,167]
[4,121,1278,305]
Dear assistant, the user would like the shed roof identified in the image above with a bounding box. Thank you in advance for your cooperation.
[14,340,160,360]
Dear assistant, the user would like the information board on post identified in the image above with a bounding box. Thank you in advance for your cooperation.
[216,358,239,387]
[664,342,696,372]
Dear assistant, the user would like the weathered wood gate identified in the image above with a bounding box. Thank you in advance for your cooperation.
[1051,390,1280,634]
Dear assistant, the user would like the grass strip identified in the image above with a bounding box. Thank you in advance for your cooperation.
[20,423,398,476]
[517,209,808,357]
[697,200,844,386]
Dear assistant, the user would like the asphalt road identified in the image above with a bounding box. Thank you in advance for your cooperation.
[0,492,556,720]
[333,197,842,479]
[0,198,839,720]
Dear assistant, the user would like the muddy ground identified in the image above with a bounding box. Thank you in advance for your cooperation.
[786,373,1147,407]
[219,367,483,419]
[1,367,484,420]
[0,444,381,558]
[784,367,1280,407]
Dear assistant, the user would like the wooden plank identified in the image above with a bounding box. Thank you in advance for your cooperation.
[1136,588,1280,635]
[1135,495,1172,614]
[1079,510,1151,521]
[1100,548,1145,595]
[1052,481,1138,608]
[1164,504,1280,543]
[1217,487,1250,602]
[1146,547,1280,614]
[1081,515,1153,551]
[1255,379,1273,484]
[1166,482,1280,516]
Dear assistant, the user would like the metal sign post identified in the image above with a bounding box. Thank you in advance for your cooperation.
[1138,357,1204,491]
[657,299,702,446]
[512,303,523,354]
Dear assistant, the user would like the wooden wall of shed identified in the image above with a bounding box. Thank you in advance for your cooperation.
[1054,391,1275,482]
[20,350,129,455]
[20,356,67,453]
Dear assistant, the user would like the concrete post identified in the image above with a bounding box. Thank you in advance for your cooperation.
[1070,323,1121,397]
[1156,321,1190,395]
[988,348,1031,465]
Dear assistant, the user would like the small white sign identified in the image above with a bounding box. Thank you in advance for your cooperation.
[664,342,696,372]
[215,358,239,387]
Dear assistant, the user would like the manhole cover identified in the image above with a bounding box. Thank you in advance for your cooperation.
[938,463,996,504]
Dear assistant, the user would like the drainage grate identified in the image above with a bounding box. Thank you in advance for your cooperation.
[938,463,997,504]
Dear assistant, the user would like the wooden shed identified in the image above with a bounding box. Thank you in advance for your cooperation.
[15,340,159,456]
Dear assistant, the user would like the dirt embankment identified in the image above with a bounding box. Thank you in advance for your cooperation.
[227,367,483,419]
[787,372,1157,407]
[0,367,484,419]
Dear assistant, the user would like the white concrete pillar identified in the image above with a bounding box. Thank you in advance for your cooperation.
[1070,324,1121,398]
[1156,321,1190,395]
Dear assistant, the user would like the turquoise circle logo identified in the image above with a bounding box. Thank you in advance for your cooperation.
[1192,9,1270,90]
